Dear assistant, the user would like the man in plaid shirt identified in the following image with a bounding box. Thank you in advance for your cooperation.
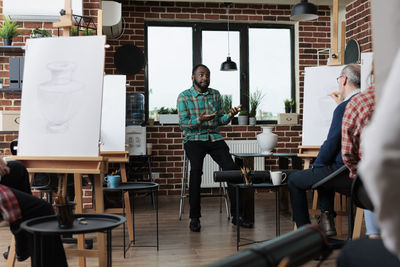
[177,64,242,232]
[0,158,67,266]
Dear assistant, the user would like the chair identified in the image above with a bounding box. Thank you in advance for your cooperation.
[178,151,230,220]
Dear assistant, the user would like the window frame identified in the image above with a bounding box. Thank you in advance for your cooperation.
[144,21,295,124]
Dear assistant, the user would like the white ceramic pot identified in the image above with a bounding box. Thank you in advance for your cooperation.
[257,126,278,155]
[238,115,248,125]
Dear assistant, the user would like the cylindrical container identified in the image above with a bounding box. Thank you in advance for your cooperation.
[126,93,145,125]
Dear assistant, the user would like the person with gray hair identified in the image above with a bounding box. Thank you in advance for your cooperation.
[288,64,360,236]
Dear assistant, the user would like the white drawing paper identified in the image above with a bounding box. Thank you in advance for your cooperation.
[18,36,106,157]
[302,65,344,146]
[361,52,374,92]
[100,75,126,152]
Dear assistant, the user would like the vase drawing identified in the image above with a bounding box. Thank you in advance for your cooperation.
[38,62,84,133]
[257,126,278,155]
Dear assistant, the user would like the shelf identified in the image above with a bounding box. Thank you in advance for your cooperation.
[0,88,22,92]
[0,46,25,54]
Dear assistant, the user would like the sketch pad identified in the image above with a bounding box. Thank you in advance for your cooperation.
[18,36,106,157]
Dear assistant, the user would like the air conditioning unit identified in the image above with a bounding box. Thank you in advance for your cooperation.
[3,0,83,22]
[102,1,123,39]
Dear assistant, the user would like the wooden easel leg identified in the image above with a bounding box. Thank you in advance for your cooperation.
[6,236,16,267]
[74,173,86,267]
[120,163,134,242]
[335,192,342,236]
[352,207,364,239]
[94,174,107,267]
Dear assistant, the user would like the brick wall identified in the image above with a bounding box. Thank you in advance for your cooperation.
[345,0,372,52]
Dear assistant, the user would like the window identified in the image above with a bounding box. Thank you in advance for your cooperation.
[145,22,294,123]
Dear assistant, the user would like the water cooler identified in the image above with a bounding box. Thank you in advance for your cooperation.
[126,125,146,155]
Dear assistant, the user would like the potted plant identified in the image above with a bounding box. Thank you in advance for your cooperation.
[249,89,265,125]
[30,27,52,38]
[284,99,292,113]
[238,109,249,125]
[0,16,22,46]
[157,107,179,124]
[71,27,95,36]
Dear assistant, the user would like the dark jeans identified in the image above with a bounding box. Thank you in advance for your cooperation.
[288,164,347,227]
[10,188,68,267]
[184,140,237,219]
[338,238,400,267]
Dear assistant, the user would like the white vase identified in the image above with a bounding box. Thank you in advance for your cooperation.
[257,126,278,155]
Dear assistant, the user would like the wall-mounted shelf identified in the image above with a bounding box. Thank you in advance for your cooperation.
[0,46,25,54]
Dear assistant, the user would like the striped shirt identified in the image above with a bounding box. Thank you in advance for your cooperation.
[341,86,375,178]
[0,184,21,223]
[177,87,230,143]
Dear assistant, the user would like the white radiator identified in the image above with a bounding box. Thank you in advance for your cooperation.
[195,140,264,188]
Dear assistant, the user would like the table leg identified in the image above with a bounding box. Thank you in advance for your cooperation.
[276,189,280,236]
[156,189,159,251]
[106,229,112,267]
[236,185,240,251]
[121,163,134,243]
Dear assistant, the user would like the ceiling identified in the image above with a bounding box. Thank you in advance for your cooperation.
[148,0,354,7]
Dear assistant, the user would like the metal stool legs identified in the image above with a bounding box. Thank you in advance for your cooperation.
[178,151,230,220]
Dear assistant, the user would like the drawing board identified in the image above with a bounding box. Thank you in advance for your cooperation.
[302,65,344,146]
[100,75,126,152]
[18,36,106,157]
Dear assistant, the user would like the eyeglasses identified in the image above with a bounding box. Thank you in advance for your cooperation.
[336,75,342,83]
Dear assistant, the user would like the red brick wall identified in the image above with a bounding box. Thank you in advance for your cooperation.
[345,0,372,52]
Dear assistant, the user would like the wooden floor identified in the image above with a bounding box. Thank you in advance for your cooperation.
[0,193,350,266]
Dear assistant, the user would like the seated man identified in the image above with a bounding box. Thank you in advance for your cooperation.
[288,64,361,236]
[0,157,68,266]
[177,64,242,232]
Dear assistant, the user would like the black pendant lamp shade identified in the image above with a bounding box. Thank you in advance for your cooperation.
[290,0,319,21]
[221,56,237,71]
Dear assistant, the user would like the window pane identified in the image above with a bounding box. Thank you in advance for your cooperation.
[249,28,292,120]
[202,30,241,109]
[148,27,192,118]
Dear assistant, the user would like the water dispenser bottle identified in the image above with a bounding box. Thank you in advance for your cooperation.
[126,93,145,125]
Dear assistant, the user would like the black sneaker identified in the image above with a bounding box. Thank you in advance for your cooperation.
[189,218,201,232]
[232,216,254,228]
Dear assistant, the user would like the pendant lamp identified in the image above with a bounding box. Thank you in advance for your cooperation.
[220,3,237,71]
[290,0,319,21]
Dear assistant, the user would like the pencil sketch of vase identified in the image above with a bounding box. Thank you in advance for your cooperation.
[38,62,84,133]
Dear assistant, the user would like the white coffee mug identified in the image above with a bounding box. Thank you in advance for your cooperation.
[270,171,287,185]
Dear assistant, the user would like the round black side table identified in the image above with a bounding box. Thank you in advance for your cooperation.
[21,213,126,267]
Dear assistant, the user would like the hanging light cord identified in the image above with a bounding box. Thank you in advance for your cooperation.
[227,4,231,57]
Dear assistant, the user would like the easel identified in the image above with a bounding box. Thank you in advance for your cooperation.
[98,151,135,243]
[6,1,109,266]
[327,0,345,66]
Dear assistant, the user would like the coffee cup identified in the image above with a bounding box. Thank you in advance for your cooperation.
[104,175,121,188]
[270,171,287,185]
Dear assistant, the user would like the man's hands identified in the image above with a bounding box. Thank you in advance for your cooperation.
[229,104,242,118]
[199,111,217,121]
[0,156,10,177]
[329,92,343,105]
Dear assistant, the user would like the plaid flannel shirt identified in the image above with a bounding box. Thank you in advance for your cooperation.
[341,86,375,178]
[0,184,21,223]
[177,87,230,143]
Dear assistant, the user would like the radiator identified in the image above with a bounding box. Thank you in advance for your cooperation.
[194,140,264,188]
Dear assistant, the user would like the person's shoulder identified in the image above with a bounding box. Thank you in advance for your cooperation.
[178,88,193,97]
